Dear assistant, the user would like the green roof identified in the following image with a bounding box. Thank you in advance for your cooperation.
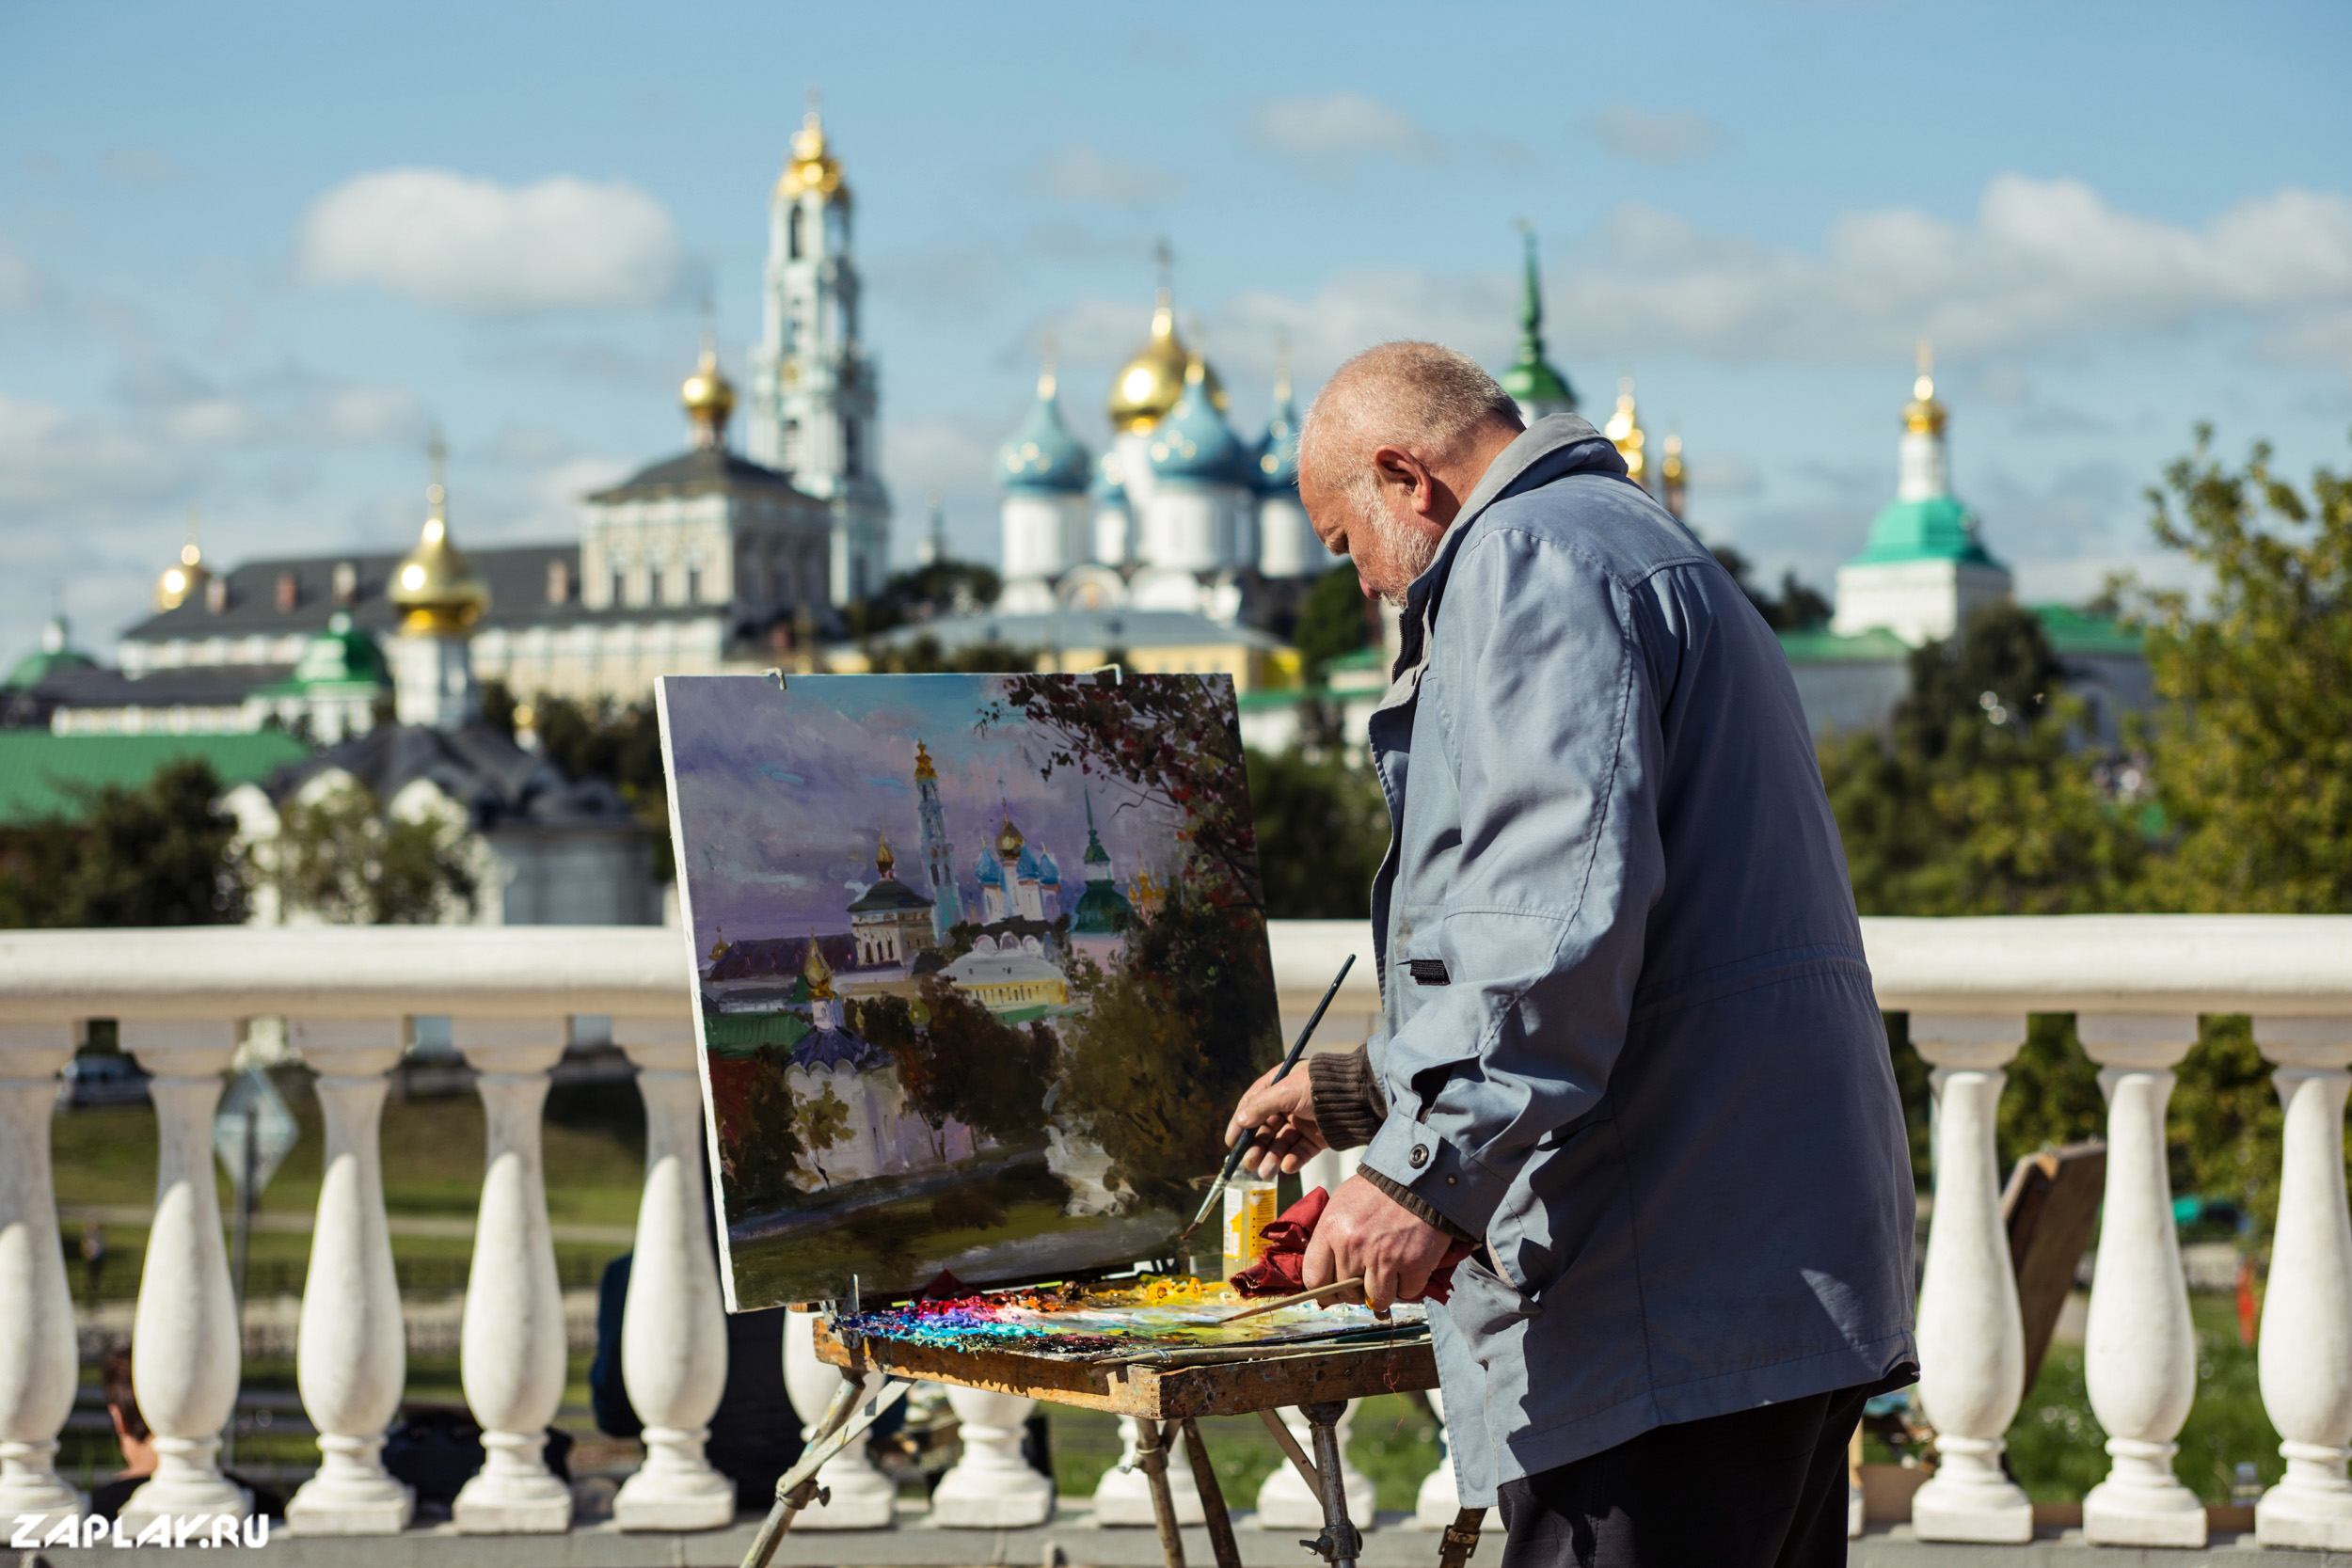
[5,647,98,690]
[1500,228,1577,412]
[1775,626,1912,664]
[0,731,311,828]
[252,613,390,698]
[2029,603,2146,657]
[1849,495,2000,568]
[1324,646,1384,672]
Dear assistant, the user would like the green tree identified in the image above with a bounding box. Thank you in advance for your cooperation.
[2135,431,2352,912]
[251,780,478,924]
[1246,748,1389,919]
[861,635,1039,674]
[1293,563,1375,683]
[851,985,1056,1151]
[532,696,674,881]
[1710,544,1833,631]
[0,759,248,927]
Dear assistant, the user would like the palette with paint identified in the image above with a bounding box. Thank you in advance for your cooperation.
[831,1276,1427,1363]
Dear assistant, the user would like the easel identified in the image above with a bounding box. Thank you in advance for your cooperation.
[740,1318,1487,1568]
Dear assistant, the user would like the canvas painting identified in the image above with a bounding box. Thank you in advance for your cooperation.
[656,671,1281,1311]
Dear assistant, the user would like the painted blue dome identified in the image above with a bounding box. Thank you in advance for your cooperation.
[1255,385,1299,494]
[976,849,1004,887]
[1146,364,1247,486]
[998,373,1092,494]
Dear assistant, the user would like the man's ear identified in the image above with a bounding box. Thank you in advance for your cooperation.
[1370,445,1437,515]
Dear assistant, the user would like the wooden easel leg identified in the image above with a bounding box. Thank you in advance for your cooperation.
[1298,1400,1364,1568]
[1136,1416,1187,1568]
[1179,1418,1242,1568]
[742,1373,911,1568]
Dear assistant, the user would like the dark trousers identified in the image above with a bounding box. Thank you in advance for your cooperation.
[1496,1385,1867,1568]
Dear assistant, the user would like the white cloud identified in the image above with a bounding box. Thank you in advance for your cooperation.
[1586,106,1729,165]
[1245,94,1445,178]
[1026,144,1187,208]
[0,392,185,511]
[296,168,685,314]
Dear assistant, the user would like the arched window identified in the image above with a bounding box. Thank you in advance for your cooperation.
[787,205,803,261]
[843,417,862,479]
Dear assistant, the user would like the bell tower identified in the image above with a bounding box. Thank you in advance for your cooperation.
[748,92,892,608]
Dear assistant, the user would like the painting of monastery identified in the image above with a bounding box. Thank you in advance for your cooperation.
[656,671,1281,1311]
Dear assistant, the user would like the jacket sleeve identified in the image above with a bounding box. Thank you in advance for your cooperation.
[1356,527,1667,1241]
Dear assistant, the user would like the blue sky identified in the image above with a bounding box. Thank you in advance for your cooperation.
[3,0,2348,658]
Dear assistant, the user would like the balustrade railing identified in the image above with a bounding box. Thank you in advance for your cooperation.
[1,917,2349,1548]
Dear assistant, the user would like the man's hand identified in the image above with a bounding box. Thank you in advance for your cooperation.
[1303,1174,1457,1312]
[1222,1062,1328,1180]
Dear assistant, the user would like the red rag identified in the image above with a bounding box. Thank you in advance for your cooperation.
[1226,1185,1478,1304]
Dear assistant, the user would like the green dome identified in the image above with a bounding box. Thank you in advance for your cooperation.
[280,612,391,693]
[5,646,95,690]
[1850,495,2001,568]
[1500,228,1577,416]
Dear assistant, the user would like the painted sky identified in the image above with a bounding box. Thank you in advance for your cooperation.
[661,673,1188,945]
[3,1,2349,657]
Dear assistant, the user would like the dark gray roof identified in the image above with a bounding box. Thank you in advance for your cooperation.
[33,662,294,708]
[262,722,643,835]
[118,544,736,646]
[588,447,818,504]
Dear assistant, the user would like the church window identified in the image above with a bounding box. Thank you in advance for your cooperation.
[648,568,664,605]
[612,571,627,608]
[546,559,573,605]
[686,566,702,605]
[788,205,803,261]
[843,418,862,479]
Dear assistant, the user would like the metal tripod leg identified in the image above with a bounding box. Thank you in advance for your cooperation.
[740,1372,911,1568]
[1296,1400,1363,1568]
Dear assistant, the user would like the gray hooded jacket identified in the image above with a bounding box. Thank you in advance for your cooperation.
[1349,414,1917,1501]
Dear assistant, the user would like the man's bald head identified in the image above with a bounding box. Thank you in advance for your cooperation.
[1297,341,1526,604]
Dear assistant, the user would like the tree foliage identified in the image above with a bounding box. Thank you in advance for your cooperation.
[1246,747,1388,919]
[851,985,1056,1148]
[1710,544,1834,631]
[1293,563,1375,681]
[0,759,246,927]
[251,779,478,924]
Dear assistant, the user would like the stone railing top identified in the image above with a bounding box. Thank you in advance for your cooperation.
[2,914,2350,1026]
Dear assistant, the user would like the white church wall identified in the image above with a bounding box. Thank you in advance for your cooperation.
[1830,558,2013,645]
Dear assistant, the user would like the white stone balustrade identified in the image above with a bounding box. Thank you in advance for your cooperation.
[1907,1014,2032,1544]
[119,1021,248,1531]
[611,1016,734,1532]
[1258,1148,1375,1531]
[931,1386,1054,1528]
[451,1019,573,1534]
[781,1308,898,1528]
[284,1020,411,1535]
[7,917,2352,1549]
[0,1023,83,1529]
[2254,1017,2352,1550]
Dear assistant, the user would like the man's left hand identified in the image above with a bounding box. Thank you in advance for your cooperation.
[1302,1174,1458,1313]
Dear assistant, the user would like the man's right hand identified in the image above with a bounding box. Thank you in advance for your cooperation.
[1222,1061,1328,1179]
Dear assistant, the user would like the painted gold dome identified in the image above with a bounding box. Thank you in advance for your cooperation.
[996,813,1025,856]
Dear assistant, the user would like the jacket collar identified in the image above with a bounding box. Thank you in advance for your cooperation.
[1385,413,1627,686]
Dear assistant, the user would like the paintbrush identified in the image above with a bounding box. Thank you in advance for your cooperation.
[1174,952,1356,1248]
[1217,1276,1370,1324]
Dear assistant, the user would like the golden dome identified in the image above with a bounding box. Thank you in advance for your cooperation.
[154,539,210,611]
[996,812,1025,857]
[1904,340,1947,436]
[1604,377,1646,483]
[802,930,835,999]
[1107,292,1226,433]
[914,738,937,782]
[875,832,896,876]
[778,107,846,203]
[681,345,735,449]
[390,459,490,635]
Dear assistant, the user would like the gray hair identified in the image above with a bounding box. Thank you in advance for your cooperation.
[1297,341,1523,512]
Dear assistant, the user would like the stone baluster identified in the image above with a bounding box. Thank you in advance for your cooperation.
[2253,1017,2352,1549]
[931,1385,1054,1527]
[1906,1014,2033,1543]
[450,1019,572,1534]
[2077,1013,2205,1547]
[118,1022,247,1529]
[1091,1416,1205,1526]
[612,1017,734,1531]
[1259,1148,1375,1531]
[284,1020,413,1534]
[0,1023,83,1528]
[780,1308,897,1528]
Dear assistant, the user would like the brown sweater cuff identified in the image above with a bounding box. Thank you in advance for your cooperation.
[1309,1046,1387,1150]
[1363,1167,1481,1244]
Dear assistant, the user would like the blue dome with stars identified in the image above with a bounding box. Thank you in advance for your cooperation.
[1254,383,1300,495]
[998,371,1092,495]
[1146,361,1248,487]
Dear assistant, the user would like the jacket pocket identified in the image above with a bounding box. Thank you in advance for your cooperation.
[1447,1254,1541,1362]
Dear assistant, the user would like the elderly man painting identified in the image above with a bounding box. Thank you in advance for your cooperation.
[1225,343,1917,1568]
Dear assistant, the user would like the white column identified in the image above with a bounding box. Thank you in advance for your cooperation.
[1907,1014,2032,1544]
[931,1386,1053,1527]
[119,1022,247,1529]
[450,1019,572,1534]
[612,1017,734,1531]
[0,1023,83,1528]
[780,1309,897,1528]
[1091,1417,1204,1526]
[1259,1148,1375,1531]
[2077,1013,2205,1547]
[2254,1017,2352,1549]
[285,1021,413,1534]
